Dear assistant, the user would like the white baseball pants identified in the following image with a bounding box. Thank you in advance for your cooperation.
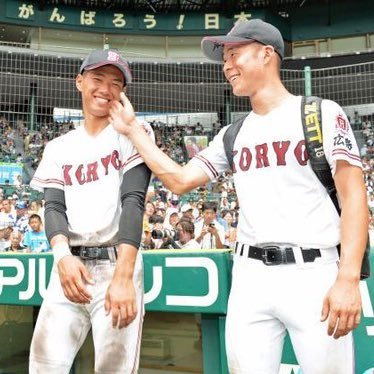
[226,248,354,374]
[29,252,144,374]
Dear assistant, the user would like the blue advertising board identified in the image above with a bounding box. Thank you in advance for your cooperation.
[0,162,23,185]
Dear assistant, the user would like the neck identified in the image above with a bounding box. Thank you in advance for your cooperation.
[83,113,109,136]
[249,78,292,116]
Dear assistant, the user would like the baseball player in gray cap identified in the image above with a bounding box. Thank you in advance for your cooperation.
[29,48,153,373]
[108,19,368,373]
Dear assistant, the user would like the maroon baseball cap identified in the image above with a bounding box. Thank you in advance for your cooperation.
[79,49,132,84]
[201,19,284,61]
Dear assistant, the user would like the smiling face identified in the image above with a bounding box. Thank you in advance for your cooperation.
[223,41,276,97]
[76,64,125,120]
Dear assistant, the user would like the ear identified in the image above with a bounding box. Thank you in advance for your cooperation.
[76,74,83,92]
[123,85,127,94]
[263,45,275,64]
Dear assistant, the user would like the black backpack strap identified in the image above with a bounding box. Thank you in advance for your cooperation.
[301,96,341,214]
[223,114,247,171]
[301,96,370,279]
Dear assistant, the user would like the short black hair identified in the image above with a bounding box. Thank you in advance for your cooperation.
[29,214,42,223]
[202,201,217,212]
[177,219,195,236]
[149,214,164,225]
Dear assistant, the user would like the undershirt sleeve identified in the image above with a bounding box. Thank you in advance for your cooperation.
[118,162,151,248]
[44,187,69,242]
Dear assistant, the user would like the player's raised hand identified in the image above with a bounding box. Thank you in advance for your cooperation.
[109,92,139,136]
[57,256,94,304]
[320,277,361,339]
[104,278,137,329]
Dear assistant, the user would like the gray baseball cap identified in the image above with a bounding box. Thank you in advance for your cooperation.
[201,19,284,61]
[79,49,132,84]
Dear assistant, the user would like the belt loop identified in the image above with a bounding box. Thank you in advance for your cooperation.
[239,244,245,257]
[292,247,304,266]
[108,247,117,265]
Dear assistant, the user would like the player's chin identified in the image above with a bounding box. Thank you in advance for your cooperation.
[232,85,249,97]
[91,108,111,118]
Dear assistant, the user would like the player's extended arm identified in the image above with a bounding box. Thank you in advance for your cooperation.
[320,160,368,338]
[109,92,210,194]
[44,188,94,304]
[105,163,151,329]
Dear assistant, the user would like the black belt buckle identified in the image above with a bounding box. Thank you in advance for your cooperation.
[262,246,283,266]
[79,247,100,260]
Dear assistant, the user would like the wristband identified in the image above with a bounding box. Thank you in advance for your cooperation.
[53,242,72,264]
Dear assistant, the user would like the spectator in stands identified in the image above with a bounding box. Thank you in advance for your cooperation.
[169,194,180,209]
[28,199,44,220]
[176,219,200,249]
[165,210,179,231]
[13,174,23,188]
[194,202,225,249]
[147,214,165,249]
[195,122,204,134]
[221,210,237,249]
[5,231,26,252]
[0,224,13,252]
[14,201,30,233]
[24,132,31,155]
[144,201,155,222]
[180,203,195,221]
[155,201,167,219]
[220,196,231,211]
[22,214,50,253]
[0,198,16,228]
[185,137,201,159]
[142,201,156,249]
[8,194,19,212]
[16,153,23,164]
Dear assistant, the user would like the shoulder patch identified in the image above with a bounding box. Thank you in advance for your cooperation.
[335,114,348,134]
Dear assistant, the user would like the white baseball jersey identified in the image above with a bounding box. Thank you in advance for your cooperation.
[31,123,154,246]
[192,95,359,374]
[191,95,362,248]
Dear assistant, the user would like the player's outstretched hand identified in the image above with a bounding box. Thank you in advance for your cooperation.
[105,278,137,329]
[57,255,94,304]
[109,92,138,137]
[320,277,361,339]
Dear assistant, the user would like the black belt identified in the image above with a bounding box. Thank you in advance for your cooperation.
[71,246,117,260]
[235,243,321,266]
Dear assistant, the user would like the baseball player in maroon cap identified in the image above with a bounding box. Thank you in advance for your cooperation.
[29,49,153,373]
[109,20,368,373]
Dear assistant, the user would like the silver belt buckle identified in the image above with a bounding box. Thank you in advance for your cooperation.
[261,245,284,266]
[80,247,100,260]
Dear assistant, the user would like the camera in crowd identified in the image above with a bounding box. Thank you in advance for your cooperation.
[152,228,178,241]
[151,228,180,249]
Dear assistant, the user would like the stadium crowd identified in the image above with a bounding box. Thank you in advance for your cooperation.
[0,112,373,252]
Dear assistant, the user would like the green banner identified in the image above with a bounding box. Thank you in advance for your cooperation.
[0,250,232,313]
[1,1,290,37]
